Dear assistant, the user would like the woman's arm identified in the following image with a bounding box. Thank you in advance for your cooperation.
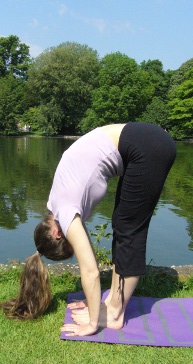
[61,214,101,336]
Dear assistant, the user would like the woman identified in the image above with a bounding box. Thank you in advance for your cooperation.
[0,122,176,336]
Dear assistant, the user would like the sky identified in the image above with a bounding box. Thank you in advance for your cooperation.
[0,0,193,71]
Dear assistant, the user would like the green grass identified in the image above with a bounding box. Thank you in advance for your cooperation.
[0,266,193,364]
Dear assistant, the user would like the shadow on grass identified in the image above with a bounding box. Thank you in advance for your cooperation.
[45,292,67,316]
[135,265,181,298]
[45,274,82,316]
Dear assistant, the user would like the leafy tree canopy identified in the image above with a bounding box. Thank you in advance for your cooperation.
[168,68,193,137]
[0,35,193,139]
[0,35,30,80]
[80,52,154,132]
[26,42,100,134]
[0,75,28,134]
[140,59,175,100]
[169,58,193,98]
[137,96,169,130]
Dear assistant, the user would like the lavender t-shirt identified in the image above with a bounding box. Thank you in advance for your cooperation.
[47,128,123,236]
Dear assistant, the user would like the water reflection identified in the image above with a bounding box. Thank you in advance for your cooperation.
[0,136,192,266]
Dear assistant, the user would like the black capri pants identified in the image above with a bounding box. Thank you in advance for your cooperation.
[112,122,176,277]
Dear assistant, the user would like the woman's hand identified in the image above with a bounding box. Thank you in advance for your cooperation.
[67,299,87,310]
[61,322,98,337]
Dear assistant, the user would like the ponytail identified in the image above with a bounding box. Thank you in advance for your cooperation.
[0,253,51,320]
[1,213,73,320]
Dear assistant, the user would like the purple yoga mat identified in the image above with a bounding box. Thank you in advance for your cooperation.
[61,290,193,347]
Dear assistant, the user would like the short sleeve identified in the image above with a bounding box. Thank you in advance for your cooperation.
[57,205,82,237]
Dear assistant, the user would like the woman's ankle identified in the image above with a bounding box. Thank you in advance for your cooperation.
[99,303,124,330]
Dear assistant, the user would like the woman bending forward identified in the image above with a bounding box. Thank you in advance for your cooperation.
[0,123,176,337]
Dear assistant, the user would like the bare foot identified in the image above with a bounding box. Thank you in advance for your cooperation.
[99,303,124,329]
[67,300,87,310]
[71,303,124,330]
[71,308,89,325]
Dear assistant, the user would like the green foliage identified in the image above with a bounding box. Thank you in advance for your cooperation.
[167,59,193,138]
[0,34,193,138]
[27,42,100,134]
[90,223,112,265]
[138,96,170,129]
[0,35,30,79]
[138,60,177,132]
[79,52,154,132]
[0,36,31,134]
[22,103,63,135]
[0,75,27,134]
[168,125,186,140]
[140,59,174,101]
[168,68,193,138]
[169,58,193,98]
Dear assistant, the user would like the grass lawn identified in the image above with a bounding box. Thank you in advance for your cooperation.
[0,266,193,364]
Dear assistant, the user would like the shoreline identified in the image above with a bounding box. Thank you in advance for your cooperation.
[0,262,193,279]
[1,133,192,142]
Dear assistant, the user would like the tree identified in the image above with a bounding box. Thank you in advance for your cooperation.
[169,58,193,99]
[27,42,100,134]
[0,75,27,134]
[0,36,30,134]
[140,59,174,101]
[167,58,193,138]
[0,35,30,80]
[168,68,193,138]
[22,102,63,135]
[137,97,170,130]
[80,52,154,132]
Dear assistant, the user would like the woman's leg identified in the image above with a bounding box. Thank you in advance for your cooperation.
[71,271,139,329]
[112,123,176,278]
[71,124,176,329]
[104,265,116,305]
[105,123,176,326]
[99,273,140,329]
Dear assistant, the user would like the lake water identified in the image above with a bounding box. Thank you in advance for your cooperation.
[0,135,193,267]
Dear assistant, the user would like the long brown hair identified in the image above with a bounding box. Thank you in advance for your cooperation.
[0,253,51,319]
[0,214,73,320]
